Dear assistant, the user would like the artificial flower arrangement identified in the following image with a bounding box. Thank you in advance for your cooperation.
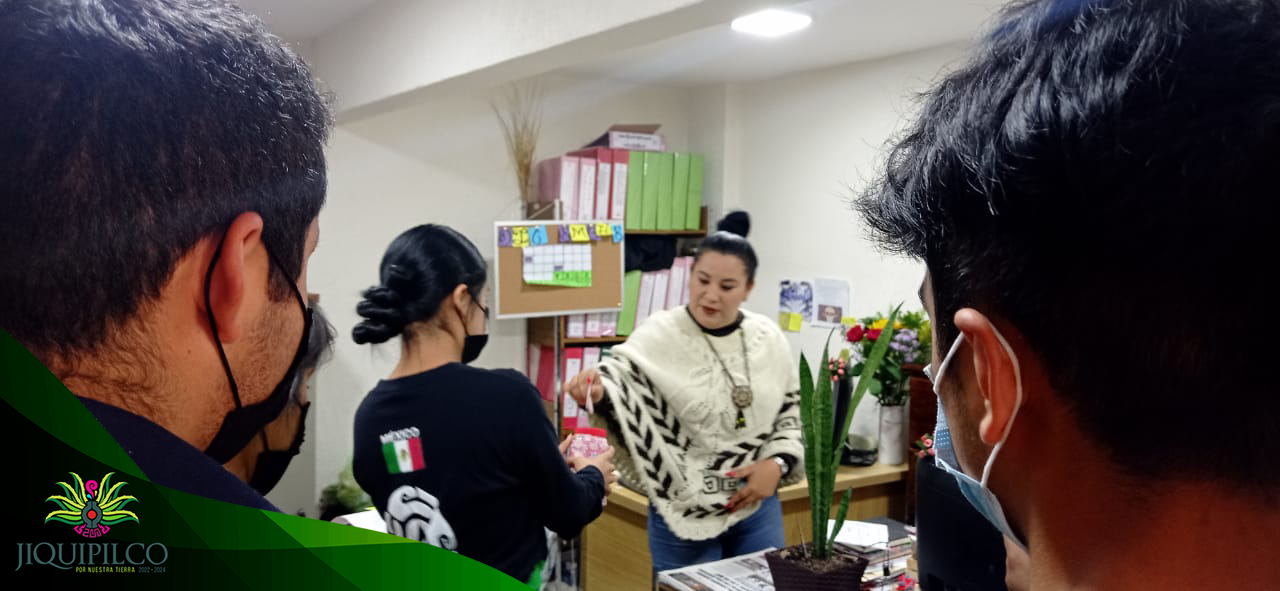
[913,432,935,459]
[844,309,932,406]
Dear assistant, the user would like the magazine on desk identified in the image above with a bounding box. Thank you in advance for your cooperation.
[656,548,776,591]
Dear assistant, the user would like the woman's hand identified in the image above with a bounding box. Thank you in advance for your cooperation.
[564,368,604,408]
[725,458,783,512]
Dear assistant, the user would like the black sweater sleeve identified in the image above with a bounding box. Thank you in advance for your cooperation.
[505,376,606,537]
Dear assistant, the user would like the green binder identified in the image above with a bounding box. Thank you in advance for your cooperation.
[640,152,662,230]
[687,153,705,230]
[624,151,645,230]
[670,153,690,232]
[654,152,676,230]
[617,270,643,336]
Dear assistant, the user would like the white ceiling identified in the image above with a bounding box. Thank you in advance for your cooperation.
[233,0,1006,95]
[237,0,378,40]
[563,0,1008,86]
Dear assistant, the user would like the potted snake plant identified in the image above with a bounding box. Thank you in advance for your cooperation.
[764,306,901,590]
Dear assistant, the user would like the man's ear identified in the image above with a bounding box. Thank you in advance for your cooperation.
[204,213,265,344]
[954,308,1019,446]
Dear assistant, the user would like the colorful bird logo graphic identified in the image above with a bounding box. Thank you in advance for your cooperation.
[45,472,139,538]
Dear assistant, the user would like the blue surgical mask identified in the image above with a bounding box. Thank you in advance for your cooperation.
[925,328,1028,551]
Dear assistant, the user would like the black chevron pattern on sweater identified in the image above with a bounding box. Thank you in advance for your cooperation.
[599,360,688,502]
[681,502,732,519]
[708,431,770,471]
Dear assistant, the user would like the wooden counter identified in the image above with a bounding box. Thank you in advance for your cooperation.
[581,463,908,591]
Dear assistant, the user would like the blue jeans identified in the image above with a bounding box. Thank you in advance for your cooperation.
[648,495,784,576]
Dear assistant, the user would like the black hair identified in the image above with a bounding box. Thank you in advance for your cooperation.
[292,304,337,396]
[696,211,758,282]
[353,225,488,345]
[857,0,1280,490]
[0,0,333,361]
[302,305,337,374]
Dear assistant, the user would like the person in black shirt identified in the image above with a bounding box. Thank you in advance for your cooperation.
[0,0,332,511]
[351,224,616,585]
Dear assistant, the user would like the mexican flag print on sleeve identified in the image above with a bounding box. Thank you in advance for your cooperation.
[381,431,425,474]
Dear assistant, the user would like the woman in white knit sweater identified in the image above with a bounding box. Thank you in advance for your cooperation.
[565,212,802,575]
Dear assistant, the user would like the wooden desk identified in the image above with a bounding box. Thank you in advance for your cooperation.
[581,463,908,591]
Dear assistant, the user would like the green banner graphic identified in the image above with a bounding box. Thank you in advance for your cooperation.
[1,330,530,589]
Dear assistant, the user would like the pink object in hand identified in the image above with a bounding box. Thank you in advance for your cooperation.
[569,427,611,506]
[569,427,609,457]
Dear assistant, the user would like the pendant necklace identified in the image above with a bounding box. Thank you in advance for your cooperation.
[703,331,752,429]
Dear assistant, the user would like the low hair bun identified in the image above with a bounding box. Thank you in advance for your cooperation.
[352,286,408,345]
[361,285,402,310]
[351,224,489,347]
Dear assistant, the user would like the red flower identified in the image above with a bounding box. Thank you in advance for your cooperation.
[846,325,865,342]
[868,328,883,341]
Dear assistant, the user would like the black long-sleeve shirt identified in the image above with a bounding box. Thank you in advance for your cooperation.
[78,397,279,511]
[352,363,604,582]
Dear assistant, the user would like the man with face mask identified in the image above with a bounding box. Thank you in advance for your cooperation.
[858,0,1280,588]
[225,306,336,497]
[0,0,332,511]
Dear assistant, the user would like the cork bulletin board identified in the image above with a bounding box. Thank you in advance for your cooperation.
[493,220,625,318]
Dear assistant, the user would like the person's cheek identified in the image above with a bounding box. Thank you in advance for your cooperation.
[276,419,298,450]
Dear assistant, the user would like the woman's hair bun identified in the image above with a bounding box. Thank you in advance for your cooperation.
[350,224,489,347]
[698,210,758,281]
[716,211,751,238]
[352,286,408,345]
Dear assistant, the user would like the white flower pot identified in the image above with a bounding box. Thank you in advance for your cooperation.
[878,404,907,465]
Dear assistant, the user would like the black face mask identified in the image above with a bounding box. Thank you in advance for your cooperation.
[203,241,312,465]
[461,300,489,364]
[248,401,310,495]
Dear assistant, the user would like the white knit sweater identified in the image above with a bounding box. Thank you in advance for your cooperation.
[595,307,803,541]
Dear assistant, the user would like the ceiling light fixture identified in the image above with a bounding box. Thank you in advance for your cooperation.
[730,9,812,38]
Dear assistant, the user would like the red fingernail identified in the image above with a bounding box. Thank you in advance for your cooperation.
[726,471,735,477]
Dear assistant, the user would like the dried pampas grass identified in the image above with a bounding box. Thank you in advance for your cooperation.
[492,81,543,202]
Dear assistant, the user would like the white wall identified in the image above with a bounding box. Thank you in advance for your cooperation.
[730,44,969,436]
[686,84,739,228]
[306,75,695,504]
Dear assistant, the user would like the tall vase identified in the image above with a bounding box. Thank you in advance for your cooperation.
[878,403,907,465]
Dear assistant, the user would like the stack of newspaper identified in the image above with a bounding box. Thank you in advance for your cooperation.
[656,549,777,591]
[656,516,917,591]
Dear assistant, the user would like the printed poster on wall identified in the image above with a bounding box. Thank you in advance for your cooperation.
[812,278,850,326]
[779,280,813,332]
